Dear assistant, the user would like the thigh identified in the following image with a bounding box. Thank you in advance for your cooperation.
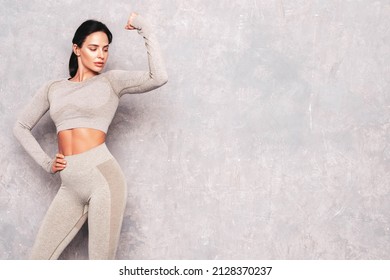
[30,186,87,260]
[88,158,127,259]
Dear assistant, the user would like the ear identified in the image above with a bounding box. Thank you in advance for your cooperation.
[72,44,81,57]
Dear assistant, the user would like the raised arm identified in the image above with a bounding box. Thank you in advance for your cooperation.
[105,14,168,97]
[13,81,56,174]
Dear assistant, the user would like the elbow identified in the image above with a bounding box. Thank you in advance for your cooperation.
[155,72,168,88]
[13,121,21,138]
[13,120,28,140]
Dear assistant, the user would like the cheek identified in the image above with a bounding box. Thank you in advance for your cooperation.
[81,50,95,62]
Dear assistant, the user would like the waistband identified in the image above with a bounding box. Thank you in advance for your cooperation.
[63,142,113,168]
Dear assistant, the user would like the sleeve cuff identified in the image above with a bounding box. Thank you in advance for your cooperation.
[45,157,56,174]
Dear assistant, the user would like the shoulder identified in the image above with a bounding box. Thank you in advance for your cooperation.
[41,78,65,90]
[32,78,62,95]
[39,78,67,100]
[48,78,66,90]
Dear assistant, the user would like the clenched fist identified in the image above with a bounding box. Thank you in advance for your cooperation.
[125,12,139,30]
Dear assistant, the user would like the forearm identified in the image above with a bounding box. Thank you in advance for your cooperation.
[133,15,168,86]
[13,122,55,174]
[110,15,168,96]
[13,80,56,174]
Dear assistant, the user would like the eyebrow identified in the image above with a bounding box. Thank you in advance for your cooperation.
[87,44,109,48]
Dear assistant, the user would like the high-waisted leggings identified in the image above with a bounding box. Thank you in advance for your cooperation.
[30,142,127,260]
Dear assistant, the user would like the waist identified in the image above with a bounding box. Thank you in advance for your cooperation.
[62,142,114,171]
[58,127,106,156]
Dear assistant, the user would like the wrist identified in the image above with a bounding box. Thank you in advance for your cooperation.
[47,158,56,174]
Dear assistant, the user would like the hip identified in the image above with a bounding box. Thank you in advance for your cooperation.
[59,142,125,183]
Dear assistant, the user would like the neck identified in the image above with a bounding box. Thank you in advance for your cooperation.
[71,66,98,82]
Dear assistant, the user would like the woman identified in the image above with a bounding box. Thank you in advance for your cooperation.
[13,12,168,260]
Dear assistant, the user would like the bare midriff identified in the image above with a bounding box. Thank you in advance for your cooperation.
[58,128,106,156]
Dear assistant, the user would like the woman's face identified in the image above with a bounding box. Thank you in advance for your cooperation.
[74,31,109,74]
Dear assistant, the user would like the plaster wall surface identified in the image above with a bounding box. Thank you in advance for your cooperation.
[1,0,389,259]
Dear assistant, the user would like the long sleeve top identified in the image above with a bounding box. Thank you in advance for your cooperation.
[13,15,168,174]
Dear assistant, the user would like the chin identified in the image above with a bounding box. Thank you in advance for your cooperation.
[92,68,103,74]
[89,64,105,73]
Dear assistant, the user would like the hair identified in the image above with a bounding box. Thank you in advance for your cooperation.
[69,19,113,78]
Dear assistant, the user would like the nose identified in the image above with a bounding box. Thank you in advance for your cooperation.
[97,49,104,60]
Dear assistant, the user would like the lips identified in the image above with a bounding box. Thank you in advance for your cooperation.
[94,62,104,67]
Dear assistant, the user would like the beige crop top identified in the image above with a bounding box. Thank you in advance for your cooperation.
[13,15,168,174]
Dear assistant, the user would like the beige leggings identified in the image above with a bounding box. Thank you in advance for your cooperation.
[30,143,127,260]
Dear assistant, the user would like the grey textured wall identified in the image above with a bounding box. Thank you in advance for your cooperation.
[1,0,389,259]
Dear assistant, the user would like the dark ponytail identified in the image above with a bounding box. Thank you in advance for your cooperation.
[69,52,79,78]
[69,19,113,78]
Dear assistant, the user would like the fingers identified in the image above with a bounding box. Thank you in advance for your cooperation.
[56,154,66,168]
[56,153,65,159]
[124,24,135,30]
[125,11,139,30]
[53,153,67,172]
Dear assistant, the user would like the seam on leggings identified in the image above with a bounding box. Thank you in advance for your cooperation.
[96,159,126,259]
[49,212,88,260]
